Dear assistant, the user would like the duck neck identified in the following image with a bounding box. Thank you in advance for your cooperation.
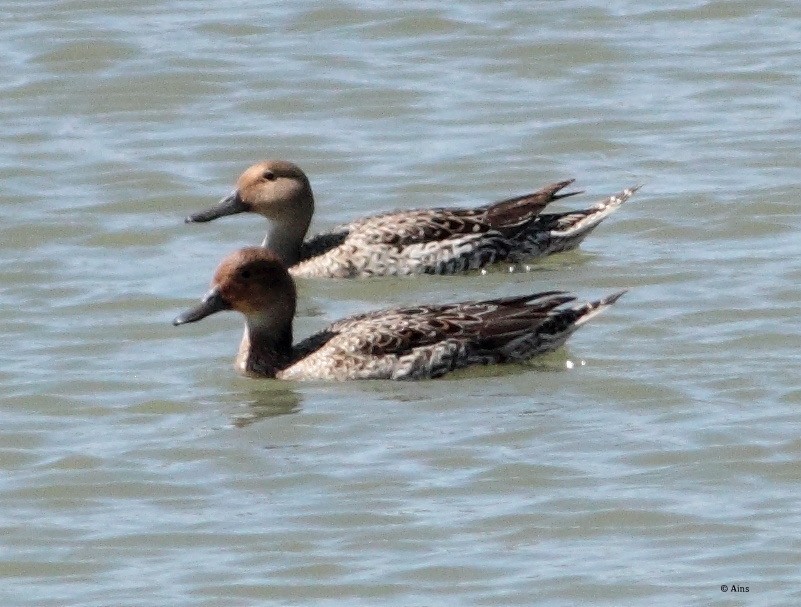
[235,319,294,378]
[260,221,307,266]
[260,187,314,267]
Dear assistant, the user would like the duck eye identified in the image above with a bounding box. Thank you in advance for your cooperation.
[263,171,276,181]
[239,269,252,280]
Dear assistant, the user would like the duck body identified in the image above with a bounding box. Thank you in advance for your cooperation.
[186,161,638,278]
[278,291,624,380]
[174,247,625,381]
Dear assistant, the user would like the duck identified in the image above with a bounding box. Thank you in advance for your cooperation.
[185,160,639,278]
[173,246,626,381]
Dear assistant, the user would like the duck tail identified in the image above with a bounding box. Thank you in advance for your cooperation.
[569,289,628,329]
[526,184,641,255]
[500,289,627,361]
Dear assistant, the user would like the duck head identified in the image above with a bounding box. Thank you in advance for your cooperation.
[185,161,315,266]
[173,247,297,342]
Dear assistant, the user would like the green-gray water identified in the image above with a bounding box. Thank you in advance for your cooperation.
[2,1,799,605]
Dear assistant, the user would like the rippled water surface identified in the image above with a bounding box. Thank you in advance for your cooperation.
[2,1,800,605]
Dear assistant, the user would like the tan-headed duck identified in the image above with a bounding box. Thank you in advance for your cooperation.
[186,161,639,278]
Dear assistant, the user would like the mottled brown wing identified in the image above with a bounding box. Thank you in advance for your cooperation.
[314,291,577,358]
[340,180,581,247]
[295,181,582,260]
[345,209,491,247]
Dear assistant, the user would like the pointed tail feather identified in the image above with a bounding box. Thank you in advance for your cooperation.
[522,184,640,256]
[551,185,641,234]
[571,289,628,328]
[485,179,583,230]
[588,185,642,213]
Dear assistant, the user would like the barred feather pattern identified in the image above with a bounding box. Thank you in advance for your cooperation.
[516,186,641,258]
[289,185,638,278]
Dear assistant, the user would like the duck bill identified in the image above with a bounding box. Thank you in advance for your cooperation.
[185,190,248,223]
[173,289,231,326]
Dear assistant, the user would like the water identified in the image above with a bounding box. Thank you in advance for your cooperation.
[2,1,800,605]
